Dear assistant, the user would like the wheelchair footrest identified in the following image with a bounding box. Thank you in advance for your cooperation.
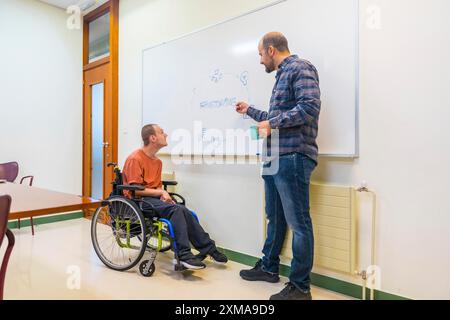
[173,259,188,272]
[174,264,188,272]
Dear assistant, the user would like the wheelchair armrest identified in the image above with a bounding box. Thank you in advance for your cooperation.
[116,185,145,191]
[169,192,185,206]
[162,180,178,191]
[163,181,178,186]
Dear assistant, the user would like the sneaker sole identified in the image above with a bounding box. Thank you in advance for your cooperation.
[178,260,206,270]
[240,273,280,283]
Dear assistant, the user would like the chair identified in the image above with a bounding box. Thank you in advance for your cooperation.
[0,195,15,300]
[0,162,35,235]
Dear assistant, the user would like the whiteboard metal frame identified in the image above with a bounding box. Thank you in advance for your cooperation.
[141,0,360,158]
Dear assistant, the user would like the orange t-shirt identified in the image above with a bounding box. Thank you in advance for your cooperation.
[122,149,162,197]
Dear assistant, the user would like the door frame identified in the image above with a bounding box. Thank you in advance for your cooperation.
[82,0,119,204]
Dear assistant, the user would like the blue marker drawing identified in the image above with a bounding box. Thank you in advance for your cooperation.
[240,71,249,86]
[210,69,223,83]
[199,97,237,109]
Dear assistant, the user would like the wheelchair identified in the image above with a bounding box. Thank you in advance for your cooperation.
[90,162,200,277]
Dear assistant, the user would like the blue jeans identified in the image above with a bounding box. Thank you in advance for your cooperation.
[261,152,316,293]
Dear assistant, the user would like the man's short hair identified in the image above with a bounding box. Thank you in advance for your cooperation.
[262,32,290,53]
[141,124,157,146]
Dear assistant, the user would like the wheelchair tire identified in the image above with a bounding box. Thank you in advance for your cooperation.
[91,196,148,272]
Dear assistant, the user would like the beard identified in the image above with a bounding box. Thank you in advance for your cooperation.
[264,61,276,73]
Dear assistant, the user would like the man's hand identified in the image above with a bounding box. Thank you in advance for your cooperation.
[235,101,250,114]
[160,190,175,204]
[258,121,272,138]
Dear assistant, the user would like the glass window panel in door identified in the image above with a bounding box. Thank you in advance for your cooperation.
[91,82,104,199]
[88,12,110,63]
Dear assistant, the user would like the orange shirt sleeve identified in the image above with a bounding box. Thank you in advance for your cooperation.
[123,158,144,185]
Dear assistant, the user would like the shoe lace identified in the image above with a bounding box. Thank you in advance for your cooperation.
[281,282,297,294]
[253,259,263,270]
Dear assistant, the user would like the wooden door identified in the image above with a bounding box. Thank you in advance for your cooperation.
[83,61,114,213]
[82,0,119,219]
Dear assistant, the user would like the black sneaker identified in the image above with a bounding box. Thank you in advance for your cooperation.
[209,250,228,264]
[269,282,312,300]
[196,249,228,264]
[239,260,279,283]
[178,257,206,270]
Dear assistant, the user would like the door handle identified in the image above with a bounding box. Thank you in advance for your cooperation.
[103,142,110,148]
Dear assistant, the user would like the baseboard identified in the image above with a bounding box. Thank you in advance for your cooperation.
[217,247,410,301]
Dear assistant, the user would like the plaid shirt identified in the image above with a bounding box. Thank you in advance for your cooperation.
[247,55,321,162]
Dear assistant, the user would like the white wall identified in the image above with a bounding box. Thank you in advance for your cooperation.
[314,0,450,299]
[119,0,450,299]
[0,0,83,194]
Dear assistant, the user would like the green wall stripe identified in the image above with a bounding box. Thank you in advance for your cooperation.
[7,211,84,229]
[218,247,410,300]
[373,289,409,301]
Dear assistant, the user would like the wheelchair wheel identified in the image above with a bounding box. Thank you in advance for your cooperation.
[91,196,148,271]
[139,260,155,277]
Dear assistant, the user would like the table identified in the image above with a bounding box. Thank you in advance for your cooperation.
[0,182,102,220]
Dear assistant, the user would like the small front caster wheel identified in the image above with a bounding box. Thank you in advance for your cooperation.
[139,260,155,277]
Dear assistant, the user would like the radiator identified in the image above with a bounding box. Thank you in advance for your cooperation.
[267,183,358,275]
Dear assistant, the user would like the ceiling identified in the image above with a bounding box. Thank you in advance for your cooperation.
[38,0,79,9]
[38,0,108,11]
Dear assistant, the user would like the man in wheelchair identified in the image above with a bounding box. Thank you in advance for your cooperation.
[121,124,228,270]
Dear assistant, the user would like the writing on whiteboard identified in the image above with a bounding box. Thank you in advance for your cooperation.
[199,97,237,109]
[195,69,250,111]
[201,127,224,146]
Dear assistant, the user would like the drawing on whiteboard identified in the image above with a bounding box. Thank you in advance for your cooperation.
[191,69,252,120]
[201,127,223,147]
[240,71,249,86]
[210,69,223,83]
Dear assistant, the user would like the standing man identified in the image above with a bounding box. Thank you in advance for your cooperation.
[236,32,321,300]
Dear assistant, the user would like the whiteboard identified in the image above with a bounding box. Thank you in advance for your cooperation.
[142,0,359,156]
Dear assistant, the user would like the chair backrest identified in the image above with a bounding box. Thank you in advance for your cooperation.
[0,195,12,248]
[0,194,13,300]
[0,162,19,183]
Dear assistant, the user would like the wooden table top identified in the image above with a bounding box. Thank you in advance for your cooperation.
[0,182,102,219]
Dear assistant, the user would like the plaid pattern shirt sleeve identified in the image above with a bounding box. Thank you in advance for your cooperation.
[246,106,268,122]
